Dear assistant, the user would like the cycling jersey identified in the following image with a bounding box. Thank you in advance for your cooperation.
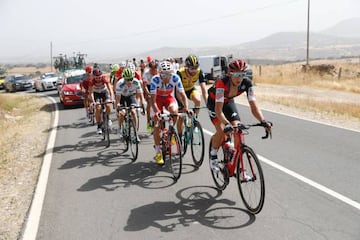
[115,78,143,97]
[142,69,156,86]
[89,76,109,93]
[149,73,184,97]
[80,75,92,92]
[207,76,255,105]
[176,67,206,92]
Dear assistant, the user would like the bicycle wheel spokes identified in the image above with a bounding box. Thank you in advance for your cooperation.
[191,121,205,167]
[168,132,182,181]
[128,119,139,162]
[209,137,229,190]
[237,146,265,214]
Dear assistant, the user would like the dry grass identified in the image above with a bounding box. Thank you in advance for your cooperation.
[253,58,360,93]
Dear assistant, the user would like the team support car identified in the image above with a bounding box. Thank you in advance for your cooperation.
[57,69,86,107]
[35,72,59,92]
[4,74,34,92]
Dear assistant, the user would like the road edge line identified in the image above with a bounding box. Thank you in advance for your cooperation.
[21,96,58,240]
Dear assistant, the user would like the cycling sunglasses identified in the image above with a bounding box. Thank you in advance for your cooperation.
[230,72,246,78]
[160,73,172,78]
[125,78,133,81]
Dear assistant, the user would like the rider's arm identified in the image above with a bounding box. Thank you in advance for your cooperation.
[249,100,265,122]
[105,81,114,101]
[89,85,95,103]
[199,82,207,104]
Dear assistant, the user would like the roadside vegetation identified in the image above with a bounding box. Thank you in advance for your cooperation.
[253,59,360,120]
[0,94,51,240]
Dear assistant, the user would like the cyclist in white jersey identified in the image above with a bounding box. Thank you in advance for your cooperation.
[142,60,158,132]
[115,68,145,141]
[150,61,190,165]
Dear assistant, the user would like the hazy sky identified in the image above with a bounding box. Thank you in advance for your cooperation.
[0,0,359,63]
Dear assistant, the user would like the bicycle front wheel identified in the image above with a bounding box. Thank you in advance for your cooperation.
[128,119,139,162]
[190,120,205,167]
[168,131,182,181]
[236,146,265,214]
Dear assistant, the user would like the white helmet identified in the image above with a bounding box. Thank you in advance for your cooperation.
[126,62,136,72]
[119,61,126,68]
[159,61,173,72]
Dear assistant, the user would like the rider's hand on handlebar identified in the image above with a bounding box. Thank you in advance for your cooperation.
[223,123,233,134]
[261,120,273,139]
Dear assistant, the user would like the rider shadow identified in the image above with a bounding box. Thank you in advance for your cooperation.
[124,185,255,232]
[77,161,176,192]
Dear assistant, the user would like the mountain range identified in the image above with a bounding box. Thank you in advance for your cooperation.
[131,18,360,64]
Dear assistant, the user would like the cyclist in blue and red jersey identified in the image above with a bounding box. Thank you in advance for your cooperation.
[89,68,114,134]
[150,61,190,165]
[207,59,272,171]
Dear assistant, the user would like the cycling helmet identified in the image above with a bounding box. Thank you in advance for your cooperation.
[126,62,136,72]
[159,61,173,72]
[185,55,199,68]
[111,64,119,72]
[92,68,102,76]
[85,65,92,74]
[119,61,126,68]
[122,68,134,79]
[148,60,158,69]
[228,59,247,72]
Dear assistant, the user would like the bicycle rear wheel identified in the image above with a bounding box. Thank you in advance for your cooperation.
[236,145,265,214]
[168,131,182,181]
[208,137,229,190]
[191,120,205,167]
[128,118,139,162]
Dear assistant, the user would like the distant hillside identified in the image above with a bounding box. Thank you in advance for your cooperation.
[128,18,360,63]
[320,18,360,38]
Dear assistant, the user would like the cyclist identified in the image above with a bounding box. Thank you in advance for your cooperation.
[142,60,158,132]
[115,68,145,142]
[150,61,190,165]
[207,59,272,171]
[89,68,114,134]
[175,54,207,135]
[110,64,120,85]
[113,61,127,93]
[80,65,93,120]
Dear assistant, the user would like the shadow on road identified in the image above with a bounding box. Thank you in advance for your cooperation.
[124,185,255,231]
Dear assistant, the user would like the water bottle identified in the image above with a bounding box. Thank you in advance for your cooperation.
[224,141,235,162]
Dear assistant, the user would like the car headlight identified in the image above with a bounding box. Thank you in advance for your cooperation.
[63,91,74,95]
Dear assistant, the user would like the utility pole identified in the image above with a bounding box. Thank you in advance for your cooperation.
[50,41,53,71]
[306,0,310,67]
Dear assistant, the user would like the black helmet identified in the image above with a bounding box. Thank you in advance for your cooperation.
[185,55,199,68]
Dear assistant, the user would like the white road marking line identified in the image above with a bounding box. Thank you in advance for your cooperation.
[203,128,360,211]
[22,96,59,240]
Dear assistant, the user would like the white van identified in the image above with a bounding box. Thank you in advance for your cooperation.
[198,55,233,82]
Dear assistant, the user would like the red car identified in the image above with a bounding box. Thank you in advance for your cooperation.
[58,69,86,107]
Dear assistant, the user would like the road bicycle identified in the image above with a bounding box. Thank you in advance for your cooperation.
[117,105,143,162]
[209,122,272,214]
[178,107,206,168]
[96,99,112,148]
[156,112,183,181]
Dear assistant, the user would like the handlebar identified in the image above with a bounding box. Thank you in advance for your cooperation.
[225,122,273,139]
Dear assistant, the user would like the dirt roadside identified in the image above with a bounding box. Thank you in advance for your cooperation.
[0,84,359,240]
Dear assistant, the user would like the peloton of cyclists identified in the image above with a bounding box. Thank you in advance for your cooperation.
[150,60,190,165]
[88,68,114,134]
[207,59,272,171]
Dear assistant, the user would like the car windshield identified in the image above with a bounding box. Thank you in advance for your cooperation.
[65,74,85,84]
[14,75,31,81]
[42,73,57,79]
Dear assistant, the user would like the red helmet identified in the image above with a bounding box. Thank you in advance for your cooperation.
[85,65,92,74]
[228,59,247,72]
[92,68,102,76]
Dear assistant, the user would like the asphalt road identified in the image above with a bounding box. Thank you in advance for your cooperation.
[29,90,360,240]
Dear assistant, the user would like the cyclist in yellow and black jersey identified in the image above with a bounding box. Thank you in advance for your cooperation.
[175,54,207,134]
